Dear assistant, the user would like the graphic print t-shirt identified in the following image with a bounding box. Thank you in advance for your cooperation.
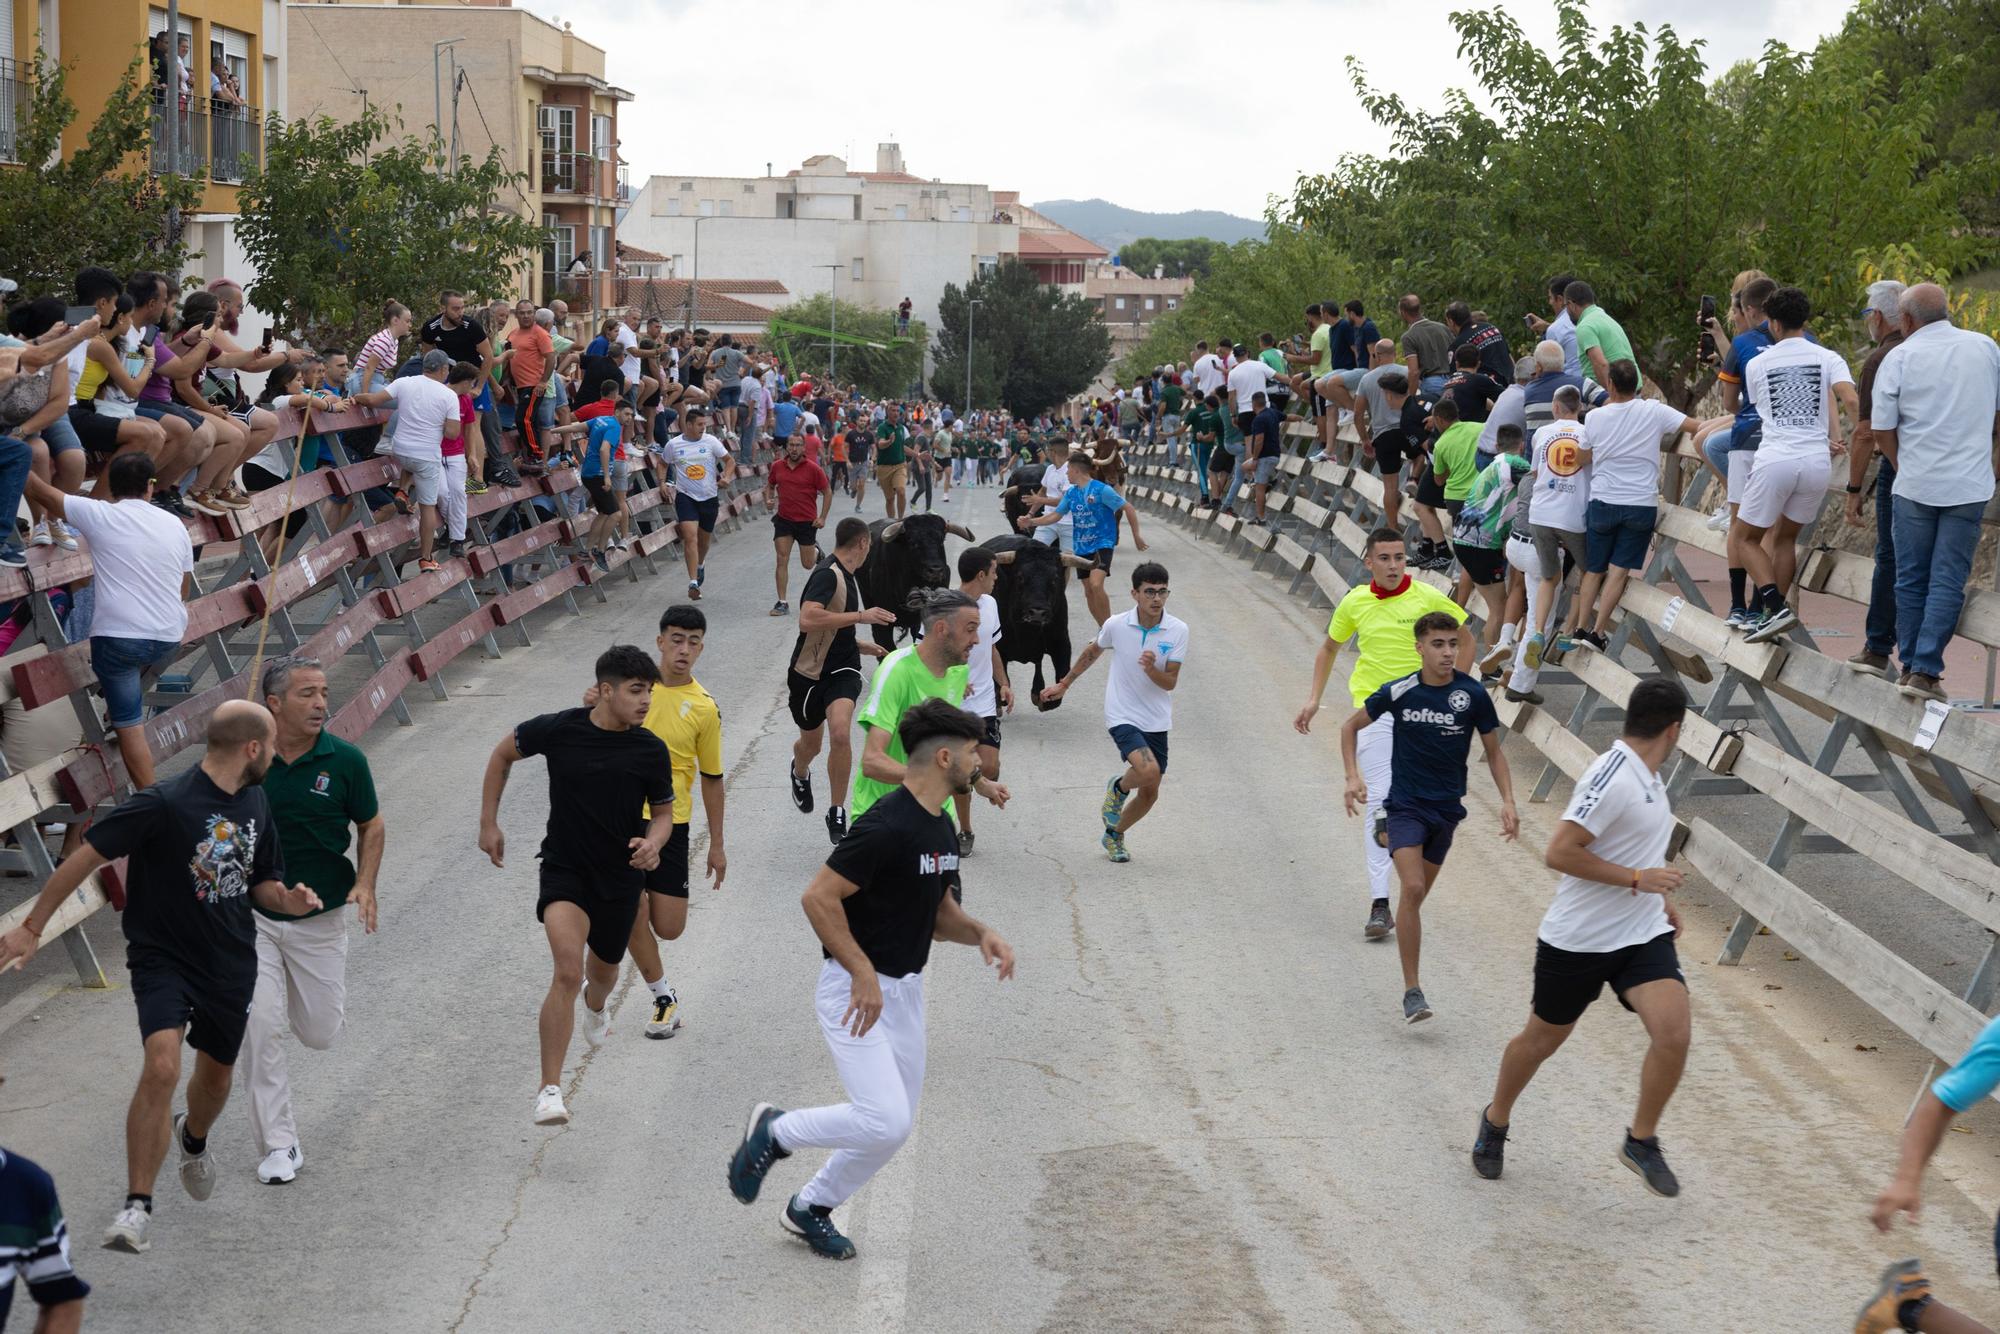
[1529,422,1590,532]
[88,768,284,988]
[669,435,731,502]
[1055,479,1126,555]
[513,708,674,890]
[1743,336,1854,463]
[1365,670,1499,806]
[824,786,962,977]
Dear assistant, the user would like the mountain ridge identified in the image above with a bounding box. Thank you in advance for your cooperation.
[1029,198,1264,254]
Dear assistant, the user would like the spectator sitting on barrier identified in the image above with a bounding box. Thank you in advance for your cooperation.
[4,300,100,552]
[1840,278,1910,682]
[0,428,32,569]
[122,274,216,519]
[70,267,169,481]
[348,349,460,576]
[22,452,193,789]
[242,362,340,565]
[1871,282,2000,703]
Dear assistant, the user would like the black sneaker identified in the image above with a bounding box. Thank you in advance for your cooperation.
[825,806,847,845]
[1744,602,1798,644]
[158,488,195,519]
[789,765,813,813]
[1472,1107,1508,1180]
[782,1194,856,1260]
[958,828,975,858]
[727,1102,790,1204]
[1402,986,1433,1024]
[1365,899,1394,940]
[1576,629,1609,653]
[488,464,523,488]
[1620,1131,1680,1198]
[1504,687,1545,705]
[448,540,466,560]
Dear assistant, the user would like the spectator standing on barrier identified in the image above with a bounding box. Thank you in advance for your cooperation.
[1190,341,1228,409]
[500,300,553,470]
[1244,391,1284,527]
[1355,366,1428,536]
[1184,396,1224,506]
[1566,280,1641,391]
[0,1144,91,1327]
[0,700,320,1254]
[240,656,384,1187]
[418,290,492,490]
[1841,279,1910,680]
[1446,302,1516,385]
[1870,282,2000,703]
[1521,384,1591,683]
[1471,678,1690,1199]
[440,362,480,559]
[1710,277,1779,625]
[1525,274,1583,377]
[348,349,461,576]
[22,454,192,790]
[1475,356,1536,468]
[1397,295,1453,399]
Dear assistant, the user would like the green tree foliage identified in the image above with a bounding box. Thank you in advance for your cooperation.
[0,50,201,299]
[763,292,923,399]
[233,106,547,350]
[1115,237,1222,280]
[929,260,1110,417]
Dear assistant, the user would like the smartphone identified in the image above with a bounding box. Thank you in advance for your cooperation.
[260,326,274,351]
[64,304,96,329]
[1697,294,1717,360]
[1523,313,1535,328]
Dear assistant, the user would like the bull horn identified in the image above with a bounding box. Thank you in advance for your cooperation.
[993,551,1017,565]
[1060,553,1097,570]
[944,522,975,542]
[880,520,904,542]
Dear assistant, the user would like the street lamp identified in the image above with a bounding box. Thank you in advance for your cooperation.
[432,38,464,173]
[687,212,717,331]
[812,262,842,382]
[965,298,983,415]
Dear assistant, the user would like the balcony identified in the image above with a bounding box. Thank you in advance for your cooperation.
[0,58,27,164]
[617,166,631,204]
[148,98,262,184]
[540,150,606,198]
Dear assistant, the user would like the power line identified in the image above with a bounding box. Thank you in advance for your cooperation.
[299,11,362,105]
[457,70,534,210]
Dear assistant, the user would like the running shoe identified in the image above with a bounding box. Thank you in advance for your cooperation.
[257,1144,302,1185]
[1855,1259,1930,1334]
[825,806,847,846]
[1723,607,1754,632]
[771,601,788,617]
[1705,503,1730,532]
[51,519,78,551]
[1619,1131,1680,1197]
[101,1203,151,1253]
[957,828,975,858]
[697,564,706,587]
[533,1085,570,1126]
[1471,1107,1508,1180]
[591,550,610,574]
[157,487,195,519]
[1504,687,1545,706]
[186,489,231,517]
[466,476,490,496]
[1365,900,1394,940]
[646,990,682,1040]
[688,580,701,601]
[1524,632,1545,671]
[790,765,814,813]
[1744,603,1797,643]
[28,519,52,547]
[0,546,25,569]
[581,999,612,1048]
[1100,775,1129,830]
[1552,632,1577,654]
[448,540,466,559]
[1403,986,1433,1024]
[174,1112,216,1201]
[1102,829,1130,863]
[782,1194,856,1260]
[728,1102,791,1204]
[216,485,252,510]
[1575,629,1608,653]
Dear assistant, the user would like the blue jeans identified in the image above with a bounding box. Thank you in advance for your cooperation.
[91,635,179,728]
[1864,460,1897,657]
[0,435,30,555]
[1892,494,1984,679]
[1419,374,1448,399]
[1221,439,1246,509]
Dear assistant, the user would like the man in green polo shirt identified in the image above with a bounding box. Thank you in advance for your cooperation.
[239,655,384,1185]
[875,405,912,521]
[1564,279,1642,390]
[851,590,1009,823]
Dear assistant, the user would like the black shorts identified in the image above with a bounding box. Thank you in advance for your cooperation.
[645,822,691,898]
[1075,547,1113,583]
[981,714,1003,749]
[1373,433,1412,476]
[1531,931,1685,1027]
[243,462,315,538]
[582,475,619,516]
[537,865,643,966]
[67,405,125,459]
[131,962,254,1065]
[773,517,819,547]
[1415,467,1448,509]
[788,665,863,731]
[1458,544,1507,586]
[674,493,721,531]
[1235,410,1256,436]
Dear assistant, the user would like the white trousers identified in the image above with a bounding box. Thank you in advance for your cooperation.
[1505,534,1544,693]
[242,910,351,1155]
[1356,713,1394,902]
[771,959,927,1210]
[439,454,468,540]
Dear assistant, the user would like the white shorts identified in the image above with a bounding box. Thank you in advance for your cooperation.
[1725,448,1756,505]
[1737,451,1828,528]
[391,450,444,507]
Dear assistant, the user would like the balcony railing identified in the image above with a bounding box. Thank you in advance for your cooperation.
[617,165,631,204]
[540,150,604,197]
[148,97,262,183]
[0,58,27,165]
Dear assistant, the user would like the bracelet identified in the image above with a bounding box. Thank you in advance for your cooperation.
[1630,869,1640,890]
[1845,485,1863,494]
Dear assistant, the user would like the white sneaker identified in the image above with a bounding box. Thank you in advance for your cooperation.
[1706,504,1730,532]
[581,999,612,1048]
[257,1144,302,1185]
[173,1113,216,1201]
[52,520,77,551]
[645,989,682,1039]
[101,1203,151,1253]
[28,520,51,547]
[533,1084,570,1125]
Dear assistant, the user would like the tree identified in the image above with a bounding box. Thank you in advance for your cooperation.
[928,260,1109,418]
[1117,237,1222,280]
[763,292,923,399]
[0,50,200,299]
[233,106,547,350]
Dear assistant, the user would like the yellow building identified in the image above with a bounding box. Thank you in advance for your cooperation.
[286,1,631,314]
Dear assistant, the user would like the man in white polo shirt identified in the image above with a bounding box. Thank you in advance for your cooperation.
[349,349,461,575]
[1472,679,1691,1199]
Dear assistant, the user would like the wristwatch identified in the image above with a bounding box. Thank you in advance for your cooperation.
[1845,485,1863,494]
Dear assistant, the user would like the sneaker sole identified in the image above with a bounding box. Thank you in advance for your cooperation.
[1364,922,1391,940]
[729,1102,782,1204]
[780,1212,857,1260]
[1472,1155,1503,1181]
[1744,611,1797,644]
[1844,661,1894,679]
[533,1106,571,1126]
[1405,1005,1433,1024]
[258,1170,297,1185]
[102,1231,150,1253]
[645,1019,682,1040]
[1619,1147,1677,1197]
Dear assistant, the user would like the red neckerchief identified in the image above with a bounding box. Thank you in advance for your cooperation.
[1370,575,1412,599]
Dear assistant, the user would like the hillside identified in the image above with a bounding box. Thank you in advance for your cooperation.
[1030,198,1264,254]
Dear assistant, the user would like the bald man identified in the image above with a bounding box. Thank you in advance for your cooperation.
[1,700,322,1254]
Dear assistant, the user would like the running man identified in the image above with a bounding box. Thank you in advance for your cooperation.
[241,656,385,1186]
[875,406,911,520]
[1294,529,1469,940]
[852,591,1009,824]
[477,646,675,1127]
[1339,613,1517,1023]
[1015,453,1147,627]
[788,517,897,845]
[764,434,832,617]
[1472,678,1691,1198]
[0,701,319,1255]
[664,405,735,600]
[950,546,1012,856]
[727,700,1016,1261]
[1040,561,1187,863]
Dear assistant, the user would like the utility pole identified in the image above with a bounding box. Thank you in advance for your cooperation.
[432,38,463,172]
[965,298,982,414]
[688,212,715,331]
[813,262,841,382]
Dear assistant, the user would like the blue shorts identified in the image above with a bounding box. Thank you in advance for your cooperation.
[135,400,207,431]
[714,385,743,410]
[1108,723,1168,774]
[1584,500,1657,574]
[674,492,720,531]
[1384,799,1465,865]
[92,635,179,728]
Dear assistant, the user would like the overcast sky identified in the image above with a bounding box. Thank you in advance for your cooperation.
[550,0,1852,220]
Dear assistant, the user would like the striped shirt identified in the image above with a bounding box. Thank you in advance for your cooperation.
[358,327,401,386]
[0,1148,89,1324]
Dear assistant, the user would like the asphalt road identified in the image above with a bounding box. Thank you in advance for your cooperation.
[5,476,2000,1332]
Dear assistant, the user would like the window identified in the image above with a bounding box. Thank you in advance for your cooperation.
[719,199,733,217]
[699,199,714,216]
[893,204,908,221]
[543,213,574,275]
[1114,297,1126,311]
[783,197,795,219]
[679,180,693,191]
[852,197,862,220]
[976,255,998,277]
[671,255,684,276]
[538,104,576,155]
[953,206,972,223]
[742,182,755,193]
[591,114,611,161]
[851,257,864,281]
[665,195,680,216]
[1167,297,1179,309]
[1144,297,1156,311]
[590,225,611,271]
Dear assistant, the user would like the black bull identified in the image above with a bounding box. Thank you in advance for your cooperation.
[981,534,1094,711]
[998,464,1046,536]
[856,514,976,650]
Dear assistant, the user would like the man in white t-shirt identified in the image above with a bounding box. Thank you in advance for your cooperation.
[1039,561,1187,865]
[1563,360,1701,651]
[1190,342,1227,399]
[664,404,735,599]
[949,547,1012,855]
[1523,385,1590,673]
[1737,287,1857,644]
[1026,440,1075,550]
[1473,679,1690,1199]
[25,454,194,790]
[350,349,462,575]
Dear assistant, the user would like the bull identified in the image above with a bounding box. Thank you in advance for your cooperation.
[981,534,1093,710]
[857,514,975,650]
[998,464,1048,536]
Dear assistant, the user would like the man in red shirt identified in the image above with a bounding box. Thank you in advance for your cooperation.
[763,435,832,616]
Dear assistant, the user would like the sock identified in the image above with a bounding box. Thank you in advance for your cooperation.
[180,1124,205,1156]
[647,976,672,998]
[1757,583,1784,614]
[126,1192,152,1213]
[1112,778,1126,795]
[1899,1296,1932,1331]
[1498,624,1519,649]
[1728,567,1747,612]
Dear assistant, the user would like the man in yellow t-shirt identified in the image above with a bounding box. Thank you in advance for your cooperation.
[1294,528,1469,940]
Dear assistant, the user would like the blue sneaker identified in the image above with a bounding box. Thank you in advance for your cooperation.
[1523,631,1544,671]
[697,563,706,587]
[782,1194,856,1260]
[1101,829,1131,863]
[727,1102,790,1204]
[0,545,24,569]
[1100,776,1129,830]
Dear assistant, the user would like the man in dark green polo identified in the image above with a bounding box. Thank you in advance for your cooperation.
[239,655,384,1185]
[875,405,912,520]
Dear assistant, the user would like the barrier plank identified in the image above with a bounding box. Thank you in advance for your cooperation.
[490,562,587,625]
[0,868,111,942]
[1802,544,2000,650]
[1620,582,1787,683]
[377,558,478,618]
[224,468,337,539]
[469,523,566,577]
[0,749,89,835]
[410,605,499,682]
[246,531,361,616]
[326,655,415,743]
[326,457,399,499]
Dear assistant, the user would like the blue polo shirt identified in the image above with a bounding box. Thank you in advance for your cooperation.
[1364,670,1498,806]
[582,416,620,478]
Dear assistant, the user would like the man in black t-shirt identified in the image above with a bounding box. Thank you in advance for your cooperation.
[1,701,320,1255]
[418,290,490,369]
[788,517,896,845]
[1446,302,1516,384]
[729,700,1016,1261]
[1440,343,1506,424]
[478,645,675,1128]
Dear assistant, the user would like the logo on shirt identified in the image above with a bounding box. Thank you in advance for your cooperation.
[313,771,332,796]
[1448,689,1472,713]
[916,850,962,875]
[190,814,257,905]
[1400,707,1464,729]
[1544,433,1584,477]
[1763,363,1824,427]
[683,463,708,481]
